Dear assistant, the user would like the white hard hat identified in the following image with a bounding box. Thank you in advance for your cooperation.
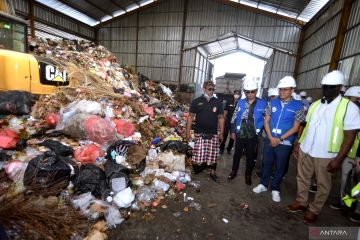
[268,88,278,96]
[243,80,258,91]
[344,86,360,98]
[321,70,345,85]
[306,97,312,103]
[291,92,301,100]
[277,76,296,88]
[299,91,307,97]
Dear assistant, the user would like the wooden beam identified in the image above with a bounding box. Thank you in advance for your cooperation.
[28,0,35,38]
[218,0,305,27]
[329,0,352,71]
[294,28,305,79]
[178,0,188,89]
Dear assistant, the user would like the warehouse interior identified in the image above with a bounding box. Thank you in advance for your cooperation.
[9,0,360,100]
[1,0,360,239]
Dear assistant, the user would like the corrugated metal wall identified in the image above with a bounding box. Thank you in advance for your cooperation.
[99,0,300,84]
[297,0,343,89]
[261,50,296,89]
[13,0,95,41]
[339,0,360,86]
[194,50,213,85]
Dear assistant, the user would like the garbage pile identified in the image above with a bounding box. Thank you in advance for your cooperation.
[0,38,195,240]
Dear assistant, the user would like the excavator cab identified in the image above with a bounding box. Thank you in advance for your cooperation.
[0,11,68,94]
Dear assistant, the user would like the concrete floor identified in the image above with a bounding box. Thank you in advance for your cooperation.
[110,150,359,240]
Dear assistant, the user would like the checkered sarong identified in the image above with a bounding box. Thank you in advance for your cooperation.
[192,134,219,165]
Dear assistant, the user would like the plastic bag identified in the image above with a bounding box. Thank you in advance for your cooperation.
[106,140,135,164]
[112,187,135,208]
[112,119,136,138]
[156,151,185,172]
[152,179,170,192]
[0,129,20,149]
[165,116,178,127]
[105,206,124,228]
[63,100,101,115]
[73,164,109,197]
[74,144,104,163]
[104,160,129,192]
[160,140,188,154]
[4,160,28,182]
[143,105,154,118]
[57,113,118,145]
[23,151,72,189]
[45,113,60,126]
[39,140,74,157]
[71,192,95,212]
[137,186,157,202]
[0,90,34,115]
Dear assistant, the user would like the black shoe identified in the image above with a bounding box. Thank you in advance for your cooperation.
[228,171,237,180]
[219,149,224,155]
[350,213,360,223]
[308,185,317,193]
[329,203,342,210]
[245,175,252,185]
[210,173,219,182]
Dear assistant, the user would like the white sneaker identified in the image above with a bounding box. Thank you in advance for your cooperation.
[252,184,267,193]
[271,190,281,202]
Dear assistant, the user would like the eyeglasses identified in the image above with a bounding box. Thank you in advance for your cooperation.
[322,85,337,89]
[279,88,292,91]
[207,87,215,91]
[245,90,256,94]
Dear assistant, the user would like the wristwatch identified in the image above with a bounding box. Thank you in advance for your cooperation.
[279,136,284,141]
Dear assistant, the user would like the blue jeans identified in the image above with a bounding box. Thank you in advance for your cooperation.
[260,138,292,191]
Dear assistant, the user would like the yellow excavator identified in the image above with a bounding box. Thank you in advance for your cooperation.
[0,10,68,95]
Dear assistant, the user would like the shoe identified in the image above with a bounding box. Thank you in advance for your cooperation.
[245,175,252,185]
[210,173,219,182]
[350,213,360,223]
[287,202,307,213]
[303,210,318,224]
[228,171,237,180]
[219,149,224,155]
[253,184,267,193]
[308,185,317,193]
[329,203,342,210]
[271,190,281,202]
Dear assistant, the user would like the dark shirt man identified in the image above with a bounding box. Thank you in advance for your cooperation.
[186,81,224,182]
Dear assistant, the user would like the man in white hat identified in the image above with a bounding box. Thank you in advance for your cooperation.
[288,71,360,224]
[299,91,310,112]
[228,80,267,185]
[328,85,360,223]
[253,76,305,202]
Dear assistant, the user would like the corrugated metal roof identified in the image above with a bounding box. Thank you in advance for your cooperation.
[230,0,330,22]
[35,0,155,26]
[194,32,274,60]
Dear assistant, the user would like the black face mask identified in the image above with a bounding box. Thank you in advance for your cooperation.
[322,85,339,100]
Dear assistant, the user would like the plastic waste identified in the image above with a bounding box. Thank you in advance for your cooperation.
[39,139,74,157]
[73,164,108,197]
[189,202,202,211]
[112,187,135,208]
[112,119,136,138]
[137,186,157,202]
[74,144,104,163]
[0,129,20,149]
[152,179,170,192]
[4,160,28,182]
[71,191,95,213]
[45,113,60,126]
[105,206,124,228]
[0,90,34,115]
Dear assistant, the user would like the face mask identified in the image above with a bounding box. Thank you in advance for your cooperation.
[234,94,240,99]
[204,93,212,98]
[322,87,339,100]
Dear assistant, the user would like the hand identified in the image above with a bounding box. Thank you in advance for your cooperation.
[327,159,342,173]
[356,158,360,170]
[293,143,300,160]
[269,137,280,147]
[186,131,191,141]
[230,133,236,140]
[218,133,224,143]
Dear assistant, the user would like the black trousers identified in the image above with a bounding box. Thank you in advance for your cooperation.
[232,136,258,176]
[220,121,234,151]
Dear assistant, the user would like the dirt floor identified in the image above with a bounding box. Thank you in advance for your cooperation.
[110,149,359,240]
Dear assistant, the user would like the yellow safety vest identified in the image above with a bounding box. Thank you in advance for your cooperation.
[299,98,359,159]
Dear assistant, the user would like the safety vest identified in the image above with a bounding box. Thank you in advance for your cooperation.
[299,98,359,159]
[343,182,360,207]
